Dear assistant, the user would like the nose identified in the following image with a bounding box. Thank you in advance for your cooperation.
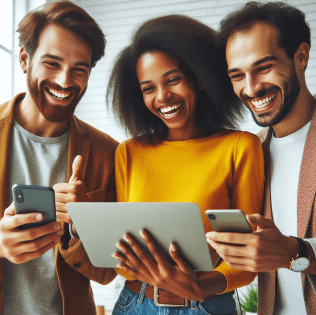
[55,68,73,89]
[156,85,172,103]
[244,74,263,98]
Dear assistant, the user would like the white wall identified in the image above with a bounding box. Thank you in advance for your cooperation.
[74,0,316,143]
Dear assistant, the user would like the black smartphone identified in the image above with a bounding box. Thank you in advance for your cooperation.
[12,184,56,229]
[205,209,252,233]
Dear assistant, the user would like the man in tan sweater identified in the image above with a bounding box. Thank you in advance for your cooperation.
[0,1,117,314]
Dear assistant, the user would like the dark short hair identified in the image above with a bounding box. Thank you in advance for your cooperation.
[218,1,311,61]
[17,0,105,68]
[107,14,244,140]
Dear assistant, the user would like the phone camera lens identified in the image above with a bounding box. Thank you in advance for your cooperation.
[15,190,24,203]
[209,214,216,220]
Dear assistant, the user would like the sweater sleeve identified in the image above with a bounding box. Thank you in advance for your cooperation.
[115,141,127,203]
[114,141,137,280]
[214,132,265,293]
[58,174,118,284]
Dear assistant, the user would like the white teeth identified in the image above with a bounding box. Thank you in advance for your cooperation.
[159,103,182,115]
[48,88,70,99]
[251,92,277,109]
[163,111,177,118]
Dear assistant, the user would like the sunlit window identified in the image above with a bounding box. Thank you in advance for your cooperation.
[0,0,45,104]
[0,50,12,104]
[0,0,13,50]
[0,0,13,104]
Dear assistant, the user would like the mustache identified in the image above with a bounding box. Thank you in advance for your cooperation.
[241,86,279,102]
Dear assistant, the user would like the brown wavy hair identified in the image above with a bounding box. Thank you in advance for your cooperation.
[107,14,244,140]
[218,1,311,67]
[17,0,105,68]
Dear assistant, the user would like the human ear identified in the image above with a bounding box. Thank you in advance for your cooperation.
[19,47,29,73]
[295,42,309,70]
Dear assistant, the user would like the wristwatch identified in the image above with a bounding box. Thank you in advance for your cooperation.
[288,236,310,272]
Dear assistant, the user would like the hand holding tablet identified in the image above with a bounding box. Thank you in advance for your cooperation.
[111,229,203,300]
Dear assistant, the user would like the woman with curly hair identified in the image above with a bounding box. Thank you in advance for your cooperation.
[107,14,264,315]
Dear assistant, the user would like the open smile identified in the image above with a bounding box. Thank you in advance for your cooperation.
[251,91,277,109]
[247,90,280,114]
[46,87,72,100]
[158,101,184,118]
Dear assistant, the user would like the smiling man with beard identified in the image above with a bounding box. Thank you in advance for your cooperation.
[240,61,301,129]
[0,1,118,315]
[206,2,316,315]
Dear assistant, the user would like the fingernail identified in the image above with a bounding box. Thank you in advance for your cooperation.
[116,263,123,268]
[170,242,177,252]
[35,214,42,221]
[139,230,145,239]
[123,235,130,243]
[54,239,59,243]
[111,253,119,259]
[54,223,61,230]
[207,231,215,238]
[57,229,64,235]
[115,242,123,250]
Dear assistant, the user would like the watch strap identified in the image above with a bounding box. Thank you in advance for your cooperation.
[289,236,309,258]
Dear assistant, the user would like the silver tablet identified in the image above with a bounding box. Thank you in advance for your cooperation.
[67,202,213,271]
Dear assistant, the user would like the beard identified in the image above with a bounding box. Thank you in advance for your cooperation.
[241,62,301,128]
[27,64,86,123]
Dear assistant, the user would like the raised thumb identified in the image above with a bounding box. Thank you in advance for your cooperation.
[247,213,275,230]
[69,155,83,183]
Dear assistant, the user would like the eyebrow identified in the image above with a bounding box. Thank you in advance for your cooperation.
[139,69,180,85]
[227,56,277,75]
[41,54,90,69]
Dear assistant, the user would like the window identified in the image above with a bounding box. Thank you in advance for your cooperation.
[0,0,46,104]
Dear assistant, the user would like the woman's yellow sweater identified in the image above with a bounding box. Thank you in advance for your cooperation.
[115,129,264,293]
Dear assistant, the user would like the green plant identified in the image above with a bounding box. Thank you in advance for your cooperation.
[241,288,257,313]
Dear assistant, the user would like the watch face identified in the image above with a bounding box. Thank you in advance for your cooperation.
[291,257,310,272]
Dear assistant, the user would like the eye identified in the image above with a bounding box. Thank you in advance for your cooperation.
[229,73,244,81]
[142,85,155,93]
[258,65,272,72]
[167,77,180,85]
[73,68,88,74]
[45,61,59,67]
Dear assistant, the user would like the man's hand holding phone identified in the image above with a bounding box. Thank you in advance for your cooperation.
[0,202,64,264]
[0,155,89,264]
[206,213,299,273]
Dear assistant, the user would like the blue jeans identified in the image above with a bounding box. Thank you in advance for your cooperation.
[112,282,237,315]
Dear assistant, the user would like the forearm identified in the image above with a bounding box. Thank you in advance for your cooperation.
[274,236,316,275]
[277,236,316,275]
[58,237,117,284]
[197,271,227,297]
